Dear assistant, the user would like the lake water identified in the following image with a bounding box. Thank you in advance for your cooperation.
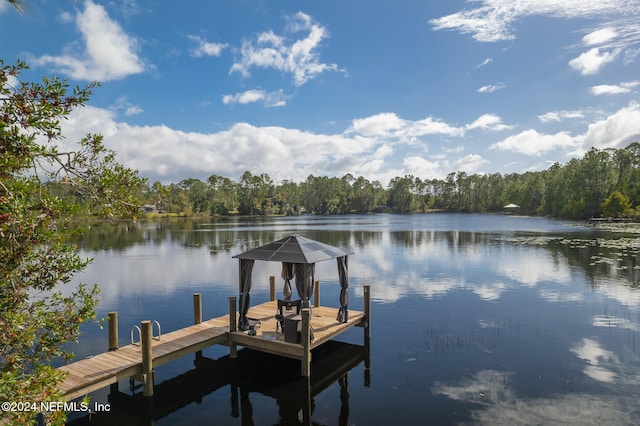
[64,213,640,425]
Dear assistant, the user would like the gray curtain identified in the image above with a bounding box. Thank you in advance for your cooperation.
[336,256,349,322]
[294,263,315,308]
[280,262,294,300]
[238,258,255,330]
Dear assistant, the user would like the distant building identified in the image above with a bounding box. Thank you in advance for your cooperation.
[503,203,520,214]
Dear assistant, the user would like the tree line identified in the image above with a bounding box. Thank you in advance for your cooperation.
[47,142,640,220]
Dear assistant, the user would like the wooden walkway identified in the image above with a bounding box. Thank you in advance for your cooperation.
[58,299,368,401]
[59,318,229,401]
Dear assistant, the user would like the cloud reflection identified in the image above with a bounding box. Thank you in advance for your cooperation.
[432,369,638,425]
[569,338,640,386]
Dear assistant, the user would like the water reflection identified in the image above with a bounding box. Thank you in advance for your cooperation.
[432,369,638,425]
[65,214,640,425]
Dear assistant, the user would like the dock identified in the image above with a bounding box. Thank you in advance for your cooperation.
[57,283,370,402]
[58,318,229,401]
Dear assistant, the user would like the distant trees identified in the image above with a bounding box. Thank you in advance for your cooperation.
[127,142,640,220]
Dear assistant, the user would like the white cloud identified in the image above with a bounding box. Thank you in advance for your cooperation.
[110,96,143,117]
[348,113,408,137]
[221,89,287,107]
[453,154,488,173]
[496,102,640,156]
[58,11,74,23]
[478,83,505,93]
[124,106,143,116]
[429,0,638,43]
[538,110,585,122]
[405,117,464,138]
[580,101,640,150]
[491,129,577,156]
[569,47,621,75]
[403,156,442,179]
[30,0,144,81]
[230,12,341,86]
[401,153,487,180]
[466,114,513,131]
[222,89,265,105]
[188,35,228,57]
[60,107,381,184]
[348,112,463,140]
[591,81,640,95]
[477,58,493,67]
[584,27,618,46]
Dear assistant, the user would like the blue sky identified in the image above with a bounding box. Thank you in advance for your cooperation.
[2,0,640,186]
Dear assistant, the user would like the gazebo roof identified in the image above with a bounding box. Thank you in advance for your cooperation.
[233,234,353,264]
[503,203,520,208]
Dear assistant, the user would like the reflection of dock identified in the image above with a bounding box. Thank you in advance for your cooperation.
[57,284,370,402]
[67,340,369,425]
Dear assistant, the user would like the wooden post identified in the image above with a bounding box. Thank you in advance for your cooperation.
[269,275,276,301]
[364,284,371,339]
[108,312,119,393]
[301,308,311,377]
[193,293,202,325]
[193,293,203,362]
[229,297,237,358]
[108,311,118,351]
[141,320,153,397]
[314,280,320,308]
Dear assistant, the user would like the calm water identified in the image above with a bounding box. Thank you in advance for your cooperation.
[64,213,640,425]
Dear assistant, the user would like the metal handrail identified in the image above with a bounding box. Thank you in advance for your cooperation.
[130,325,141,346]
[152,320,161,340]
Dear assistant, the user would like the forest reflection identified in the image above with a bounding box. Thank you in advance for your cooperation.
[73,216,640,296]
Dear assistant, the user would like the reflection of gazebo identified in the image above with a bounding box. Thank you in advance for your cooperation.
[232,235,353,331]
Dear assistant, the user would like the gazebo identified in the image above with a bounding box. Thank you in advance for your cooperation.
[503,203,520,214]
[232,234,353,331]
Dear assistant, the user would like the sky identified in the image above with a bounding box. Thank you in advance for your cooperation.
[2,0,640,186]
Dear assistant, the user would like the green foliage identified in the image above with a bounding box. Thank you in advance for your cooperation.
[601,191,632,218]
[1,59,144,425]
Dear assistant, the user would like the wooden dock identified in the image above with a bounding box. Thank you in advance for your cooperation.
[57,284,370,401]
[59,318,229,401]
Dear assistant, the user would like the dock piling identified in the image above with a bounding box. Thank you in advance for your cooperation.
[194,293,203,361]
[193,293,202,325]
[364,284,371,339]
[301,308,311,377]
[108,311,118,351]
[314,280,320,308]
[141,320,154,397]
[229,297,237,358]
